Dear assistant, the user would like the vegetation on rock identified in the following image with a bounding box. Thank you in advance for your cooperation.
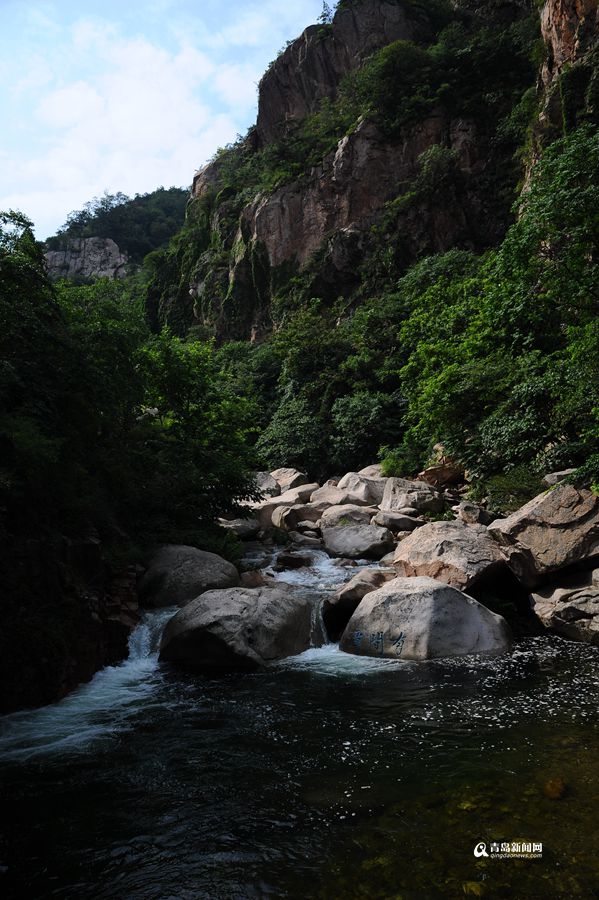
[45,187,188,264]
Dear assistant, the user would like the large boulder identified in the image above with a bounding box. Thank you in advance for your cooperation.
[453,501,492,527]
[371,510,423,531]
[271,502,325,531]
[216,517,261,540]
[531,568,599,645]
[381,477,444,514]
[270,467,309,492]
[323,568,395,640]
[322,524,394,559]
[488,484,599,587]
[310,476,382,507]
[359,464,384,478]
[339,576,511,660]
[336,471,387,505]
[139,545,240,608]
[253,485,321,529]
[543,468,576,487]
[159,585,313,671]
[320,504,378,527]
[254,471,280,497]
[392,520,506,591]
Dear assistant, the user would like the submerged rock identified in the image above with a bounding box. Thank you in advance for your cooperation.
[340,576,511,660]
[138,545,240,608]
[392,520,506,591]
[159,585,313,671]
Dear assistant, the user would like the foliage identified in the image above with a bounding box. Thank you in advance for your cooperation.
[202,125,599,486]
[46,187,188,264]
[0,211,258,554]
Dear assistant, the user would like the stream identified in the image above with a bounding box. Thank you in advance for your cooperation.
[1,551,599,898]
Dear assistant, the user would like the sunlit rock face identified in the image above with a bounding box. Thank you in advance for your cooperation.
[45,237,128,281]
[255,0,426,146]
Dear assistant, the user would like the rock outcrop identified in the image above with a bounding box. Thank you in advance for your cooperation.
[488,484,599,587]
[159,585,313,671]
[138,545,240,607]
[45,237,128,281]
[533,0,599,151]
[339,576,512,660]
[255,0,430,146]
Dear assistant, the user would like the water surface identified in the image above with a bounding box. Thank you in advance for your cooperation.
[1,554,599,898]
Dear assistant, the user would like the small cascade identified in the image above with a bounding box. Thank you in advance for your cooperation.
[0,607,178,760]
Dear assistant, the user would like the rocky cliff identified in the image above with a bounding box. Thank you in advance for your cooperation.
[255,0,433,145]
[45,236,128,281]
[148,0,596,342]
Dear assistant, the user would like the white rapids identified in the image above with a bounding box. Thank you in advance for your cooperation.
[0,606,177,761]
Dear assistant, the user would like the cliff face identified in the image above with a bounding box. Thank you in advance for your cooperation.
[537,0,599,135]
[153,0,571,341]
[45,237,128,281]
[255,0,431,145]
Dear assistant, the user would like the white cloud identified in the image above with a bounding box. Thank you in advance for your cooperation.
[0,0,324,238]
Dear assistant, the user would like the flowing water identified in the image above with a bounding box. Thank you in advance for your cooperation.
[1,552,599,899]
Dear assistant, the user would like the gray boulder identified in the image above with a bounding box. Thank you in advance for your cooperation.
[393,520,506,591]
[323,568,395,640]
[270,467,309,492]
[359,464,384,478]
[271,502,324,531]
[336,471,387,505]
[453,501,492,526]
[543,469,576,487]
[139,545,240,608]
[371,510,423,531]
[45,236,128,281]
[340,576,511,660]
[381,478,444,514]
[254,471,280,497]
[531,568,599,645]
[320,504,378,527]
[253,486,321,529]
[216,517,261,540]
[488,484,599,587]
[322,524,395,559]
[159,585,313,671]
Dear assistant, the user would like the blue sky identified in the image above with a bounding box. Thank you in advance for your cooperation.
[0,0,323,238]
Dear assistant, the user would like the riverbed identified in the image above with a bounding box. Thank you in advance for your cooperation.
[1,553,599,898]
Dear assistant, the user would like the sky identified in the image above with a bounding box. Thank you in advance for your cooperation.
[0,0,324,239]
